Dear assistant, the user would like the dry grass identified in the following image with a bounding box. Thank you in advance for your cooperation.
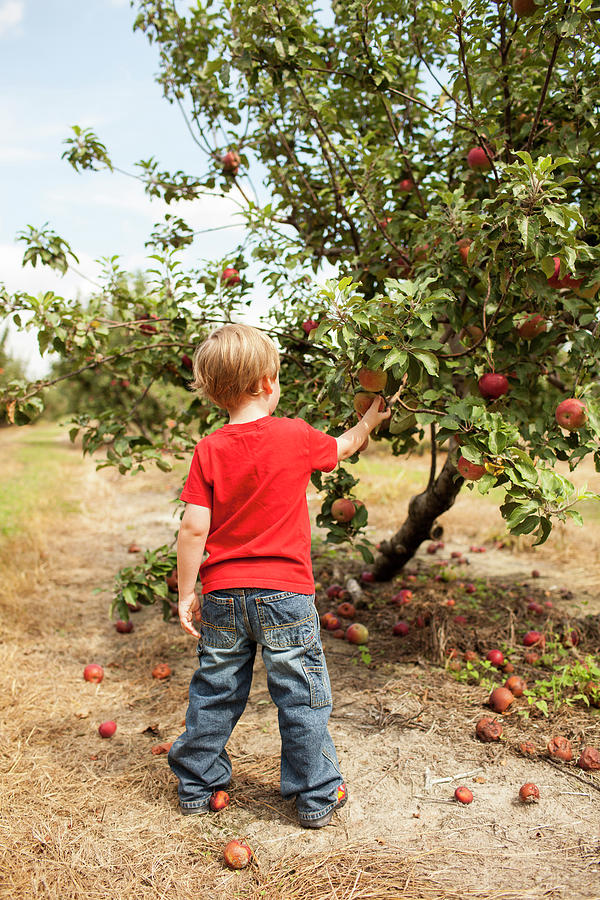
[1,424,599,900]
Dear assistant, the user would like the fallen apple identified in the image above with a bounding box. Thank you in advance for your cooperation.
[577,747,600,771]
[547,736,573,762]
[504,675,526,697]
[392,620,410,636]
[518,741,537,756]
[489,686,514,713]
[152,663,172,680]
[486,649,505,668]
[210,790,230,811]
[523,630,544,648]
[475,717,503,742]
[337,601,356,619]
[83,664,104,684]
[326,615,342,631]
[98,721,117,738]
[346,622,369,644]
[223,838,252,869]
[326,584,344,599]
[454,786,473,804]
[518,782,540,803]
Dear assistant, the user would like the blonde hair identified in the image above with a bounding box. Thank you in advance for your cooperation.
[191,323,280,410]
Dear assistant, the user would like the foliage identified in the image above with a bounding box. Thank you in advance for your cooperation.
[2,0,600,584]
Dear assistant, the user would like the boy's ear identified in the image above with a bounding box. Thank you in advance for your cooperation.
[261,374,274,395]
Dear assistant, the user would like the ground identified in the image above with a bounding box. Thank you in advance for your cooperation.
[0,425,599,900]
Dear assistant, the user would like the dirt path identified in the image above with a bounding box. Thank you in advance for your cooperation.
[1,431,599,899]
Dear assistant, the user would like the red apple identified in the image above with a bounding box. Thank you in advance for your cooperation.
[464,650,478,662]
[512,0,537,15]
[331,628,345,639]
[391,589,412,605]
[547,736,573,762]
[98,721,117,738]
[457,456,486,480]
[302,318,318,335]
[578,747,600,771]
[398,178,414,193]
[454,786,473,804]
[505,675,526,697]
[128,542,141,553]
[392,620,410,636]
[181,354,193,370]
[465,583,477,594]
[486,649,504,667]
[326,584,343,599]
[222,266,241,286]
[221,150,240,175]
[489,686,514,713]
[353,391,385,417]
[210,790,230,811]
[457,238,472,264]
[519,782,540,803]
[223,838,252,869]
[478,373,509,399]
[337,601,356,618]
[320,612,337,629]
[517,314,547,339]
[360,570,375,583]
[139,313,159,334]
[114,619,133,634]
[346,623,369,644]
[166,570,178,591]
[326,615,342,631]
[555,398,587,431]
[83,664,104,684]
[331,498,356,523]
[523,630,544,648]
[152,663,172,680]
[475,717,503,742]
[467,146,492,171]
[357,367,387,392]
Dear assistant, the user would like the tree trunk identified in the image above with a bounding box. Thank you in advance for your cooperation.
[371,454,464,580]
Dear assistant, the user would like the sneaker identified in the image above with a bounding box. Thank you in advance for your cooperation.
[298,782,347,829]
[179,802,210,816]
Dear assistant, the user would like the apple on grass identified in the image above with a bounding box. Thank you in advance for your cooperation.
[210,790,230,811]
[98,721,117,738]
[555,398,587,431]
[223,839,252,869]
[84,664,104,684]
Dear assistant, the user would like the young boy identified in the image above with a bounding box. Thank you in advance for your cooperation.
[168,323,390,828]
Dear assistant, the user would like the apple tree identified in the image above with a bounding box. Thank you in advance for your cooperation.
[2,0,600,612]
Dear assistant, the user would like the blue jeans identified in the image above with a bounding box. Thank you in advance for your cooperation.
[167,588,343,821]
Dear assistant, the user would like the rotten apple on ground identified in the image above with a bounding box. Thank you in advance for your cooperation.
[223,839,252,869]
[152,663,172,680]
[489,686,514,713]
[476,717,503,742]
[210,790,230,811]
[519,783,540,803]
[83,664,104,684]
[486,649,505,668]
[547,736,573,762]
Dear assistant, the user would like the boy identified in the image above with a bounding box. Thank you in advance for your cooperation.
[168,323,390,828]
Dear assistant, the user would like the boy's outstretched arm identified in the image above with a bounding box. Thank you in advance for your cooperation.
[336,397,391,461]
[177,503,211,639]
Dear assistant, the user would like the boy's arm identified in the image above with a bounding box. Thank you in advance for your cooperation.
[336,397,391,461]
[177,503,211,639]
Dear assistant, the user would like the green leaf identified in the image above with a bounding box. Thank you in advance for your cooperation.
[411,350,439,376]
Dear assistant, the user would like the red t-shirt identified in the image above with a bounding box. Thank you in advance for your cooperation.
[179,415,338,593]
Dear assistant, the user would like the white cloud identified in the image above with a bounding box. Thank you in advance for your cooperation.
[0,0,24,38]
[0,146,50,163]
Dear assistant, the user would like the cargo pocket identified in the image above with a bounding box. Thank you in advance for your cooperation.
[257,591,315,649]
[302,641,332,709]
[200,593,236,649]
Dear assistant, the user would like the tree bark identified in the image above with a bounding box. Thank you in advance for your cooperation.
[371,453,464,580]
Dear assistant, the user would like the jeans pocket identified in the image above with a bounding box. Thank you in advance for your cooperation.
[302,642,332,709]
[257,591,315,649]
[201,593,236,648]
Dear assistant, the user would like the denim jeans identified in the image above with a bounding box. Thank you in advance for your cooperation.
[167,588,343,821]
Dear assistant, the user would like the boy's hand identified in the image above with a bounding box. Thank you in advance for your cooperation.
[178,591,201,639]
[361,396,392,430]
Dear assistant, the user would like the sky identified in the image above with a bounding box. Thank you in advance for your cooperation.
[0,0,249,376]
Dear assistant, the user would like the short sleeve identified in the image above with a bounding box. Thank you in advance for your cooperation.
[303,421,338,473]
[179,445,213,507]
